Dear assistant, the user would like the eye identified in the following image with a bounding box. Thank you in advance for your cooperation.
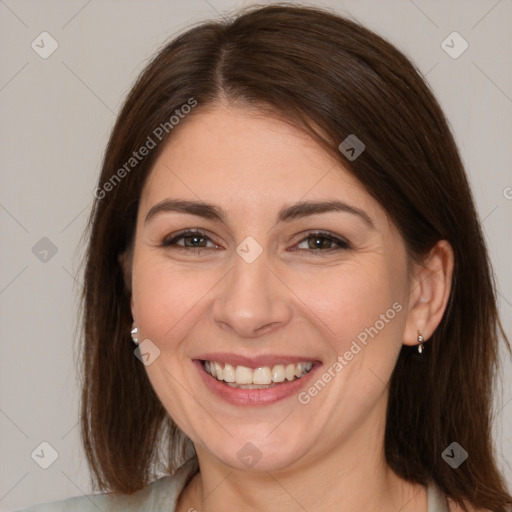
[160,229,350,254]
[161,229,219,251]
[293,231,351,252]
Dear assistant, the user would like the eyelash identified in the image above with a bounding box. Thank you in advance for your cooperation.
[161,229,351,254]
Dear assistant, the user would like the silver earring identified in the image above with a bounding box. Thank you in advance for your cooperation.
[417,330,424,354]
[131,323,139,345]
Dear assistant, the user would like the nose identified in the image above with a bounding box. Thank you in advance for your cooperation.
[212,250,292,339]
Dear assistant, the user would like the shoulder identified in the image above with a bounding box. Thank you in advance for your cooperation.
[14,484,166,512]
[16,458,199,512]
[15,493,110,512]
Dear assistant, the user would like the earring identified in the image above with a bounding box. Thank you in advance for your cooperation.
[417,330,424,354]
[131,323,139,345]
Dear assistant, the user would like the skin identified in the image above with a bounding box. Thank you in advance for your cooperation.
[126,104,455,512]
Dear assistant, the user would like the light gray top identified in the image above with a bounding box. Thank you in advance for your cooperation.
[17,458,450,511]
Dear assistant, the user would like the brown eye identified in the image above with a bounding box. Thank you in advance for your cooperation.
[295,232,351,252]
[180,234,208,248]
[162,230,217,250]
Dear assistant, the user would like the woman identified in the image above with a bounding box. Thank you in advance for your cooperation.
[18,4,511,512]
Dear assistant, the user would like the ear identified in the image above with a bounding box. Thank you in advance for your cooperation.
[403,240,454,347]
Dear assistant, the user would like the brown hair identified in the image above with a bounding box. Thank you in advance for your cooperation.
[81,4,512,510]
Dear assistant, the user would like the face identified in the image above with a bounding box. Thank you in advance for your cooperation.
[129,105,412,472]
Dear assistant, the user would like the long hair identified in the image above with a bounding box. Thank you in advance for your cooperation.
[80,5,511,510]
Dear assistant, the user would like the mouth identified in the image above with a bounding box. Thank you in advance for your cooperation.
[193,354,321,406]
[202,360,314,389]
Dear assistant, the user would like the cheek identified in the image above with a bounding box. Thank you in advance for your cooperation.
[296,259,405,351]
[130,254,219,345]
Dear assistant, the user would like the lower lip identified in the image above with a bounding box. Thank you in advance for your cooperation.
[194,360,321,406]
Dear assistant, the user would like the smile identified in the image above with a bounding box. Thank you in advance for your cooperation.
[203,360,314,389]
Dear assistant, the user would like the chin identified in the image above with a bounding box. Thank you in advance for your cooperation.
[202,429,315,473]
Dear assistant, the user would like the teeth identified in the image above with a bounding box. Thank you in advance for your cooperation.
[285,364,296,381]
[235,365,253,384]
[223,363,235,383]
[272,364,286,383]
[204,360,314,387]
[253,367,272,385]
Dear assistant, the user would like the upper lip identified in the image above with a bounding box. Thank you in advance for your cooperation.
[194,353,321,368]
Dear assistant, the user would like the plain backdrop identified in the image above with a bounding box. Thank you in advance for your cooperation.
[1,0,511,510]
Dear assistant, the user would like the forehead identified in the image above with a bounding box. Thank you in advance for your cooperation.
[140,106,386,227]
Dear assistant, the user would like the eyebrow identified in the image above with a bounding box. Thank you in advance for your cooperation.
[145,199,374,228]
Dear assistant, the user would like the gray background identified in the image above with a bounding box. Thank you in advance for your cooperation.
[1,0,511,509]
